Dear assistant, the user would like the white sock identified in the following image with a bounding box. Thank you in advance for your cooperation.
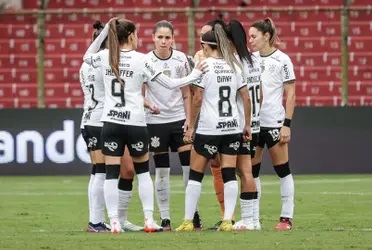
[137,172,154,221]
[185,180,201,220]
[253,198,260,224]
[181,165,190,188]
[254,177,261,201]
[88,174,95,222]
[280,174,295,219]
[118,190,132,225]
[91,173,106,224]
[240,198,254,224]
[103,179,119,221]
[223,180,238,221]
[155,168,170,220]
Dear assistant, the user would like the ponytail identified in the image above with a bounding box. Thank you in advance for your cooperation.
[228,19,253,66]
[214,23,242,72]
[108,18,124,86]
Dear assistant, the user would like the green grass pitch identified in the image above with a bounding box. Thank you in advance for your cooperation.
[1,175,372,249]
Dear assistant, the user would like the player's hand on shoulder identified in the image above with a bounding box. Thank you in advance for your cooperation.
[194,61,209,73]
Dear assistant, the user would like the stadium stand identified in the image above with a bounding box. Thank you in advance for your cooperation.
[0,0,371,107]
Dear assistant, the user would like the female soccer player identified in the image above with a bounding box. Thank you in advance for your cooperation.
[142,20,193,231]
[249,18,296,230]
[224,19,261,231]
[83,17,205,234]
[176,23,252,232]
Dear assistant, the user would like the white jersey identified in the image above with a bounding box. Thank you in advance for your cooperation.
[193,57,246,136]
[88,49,151,127]
[237,54,262,134]
[144,49,191,124]
[84,59,105,127]
[79,62,91,129]
[255,50,295,128]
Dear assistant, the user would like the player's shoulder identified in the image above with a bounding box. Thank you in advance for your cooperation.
[274,49,292,62]
[170,49,189,63]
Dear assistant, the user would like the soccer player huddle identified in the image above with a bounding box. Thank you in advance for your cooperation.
[79,16,296,234]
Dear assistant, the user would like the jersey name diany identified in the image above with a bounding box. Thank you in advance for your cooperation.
[79,62,91,129]
[238,54,262,133]
[193,57,246,135]
[144,49,191,124]
[84,61,105,127]
[255,50,295,128]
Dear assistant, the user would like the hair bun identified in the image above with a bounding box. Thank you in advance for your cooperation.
[93,20,104,30]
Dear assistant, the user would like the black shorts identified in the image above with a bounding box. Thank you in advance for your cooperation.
[147,119,186,152]
[238,132,259,157]
[258,127,281,149]
[84,125,103,151]
[250,133,259,158]
[101,122,149,157]
[193,133,241,159]
[81,128,91,151]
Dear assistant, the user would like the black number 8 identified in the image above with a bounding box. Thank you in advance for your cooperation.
[111,79,125,107]
[218,86,232,117]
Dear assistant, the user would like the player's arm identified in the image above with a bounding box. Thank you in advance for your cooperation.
[183,86,203,144]
[284,82,296,121]
[143,61,207,90]
[142,84,160,114]
[280,58,296,143]
[181,85,192,132]
[238,86,252,141]
[83,23,109,65]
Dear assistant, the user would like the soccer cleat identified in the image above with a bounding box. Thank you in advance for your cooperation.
[207,220,222,231]
[144,218,163,233]
[110,220,122,234]
[193,211,203,230]
[274,217,292,230]
[175,220,194,232]
[161,219,172,231]
[87,222,111,233]
[122,220,144,232]
[218,220,233,231]
[254,221,263,231]
[232,220,255,231]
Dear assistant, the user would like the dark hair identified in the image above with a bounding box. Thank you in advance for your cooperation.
[92,20,106,50]
[201,23,241,72]
[226,19,253,66]
[108,18,136,86]
[205,18,222,28]
[251,17,280,46]
[153,20,174,35]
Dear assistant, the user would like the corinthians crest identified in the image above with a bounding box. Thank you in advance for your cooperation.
[151,136,160,148]
[175,65,184,78]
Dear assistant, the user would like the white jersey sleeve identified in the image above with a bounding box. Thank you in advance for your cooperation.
[142,57,203,90]
[79,62,91,129]
[281,56,296,83]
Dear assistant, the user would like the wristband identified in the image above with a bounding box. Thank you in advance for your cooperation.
[283,118,291,128]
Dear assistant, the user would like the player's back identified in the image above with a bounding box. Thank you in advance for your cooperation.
[195,57,244,136]
[238,54,261,132]
[80,62,92,111]
[99,49,147,127]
